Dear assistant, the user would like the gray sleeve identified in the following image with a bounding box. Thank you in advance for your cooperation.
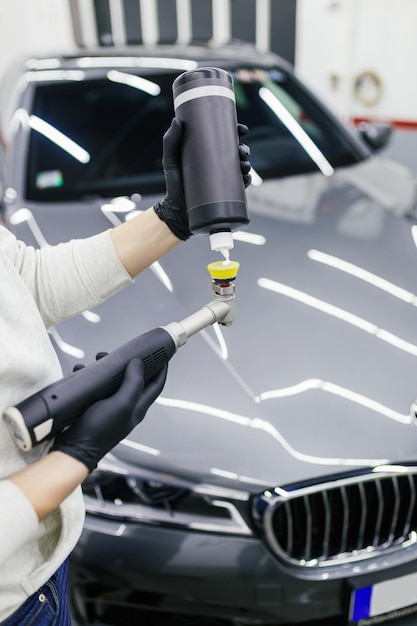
[1,228,133,327]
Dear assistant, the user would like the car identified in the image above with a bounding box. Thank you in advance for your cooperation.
[2,41,417,626]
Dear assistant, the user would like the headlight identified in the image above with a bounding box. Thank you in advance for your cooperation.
[82,454,253,536]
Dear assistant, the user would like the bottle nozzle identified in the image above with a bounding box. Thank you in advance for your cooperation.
[209,231,234,259]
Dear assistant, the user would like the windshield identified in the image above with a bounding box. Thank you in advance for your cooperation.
[25,66,367,202]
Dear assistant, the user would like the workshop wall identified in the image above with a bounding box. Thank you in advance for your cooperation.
[69,0,296,64]
[0,0,74,75]
[295,0,417,127]
[0,0,297,87]
[0,0,414,127]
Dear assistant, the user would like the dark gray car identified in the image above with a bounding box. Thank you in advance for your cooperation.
[2,43,417,625]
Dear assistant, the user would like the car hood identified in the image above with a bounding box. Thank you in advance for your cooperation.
[11,155,417,491]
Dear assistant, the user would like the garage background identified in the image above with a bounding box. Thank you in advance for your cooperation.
[69,0,297,66]
[1,0,417,128]
[0,2,417,625]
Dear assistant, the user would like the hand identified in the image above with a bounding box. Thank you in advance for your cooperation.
[153,119,252,240]
[153,118,191,241]
[238,124,252,188]
[51,360,167,472]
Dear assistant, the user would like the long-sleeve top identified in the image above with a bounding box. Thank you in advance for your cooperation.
[0,226,132,620]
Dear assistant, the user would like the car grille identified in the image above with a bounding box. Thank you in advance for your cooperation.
[257,466,417,568]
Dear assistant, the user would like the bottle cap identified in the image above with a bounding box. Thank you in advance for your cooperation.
[209,231,234,254]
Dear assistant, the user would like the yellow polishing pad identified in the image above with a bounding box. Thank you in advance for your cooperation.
[207,260,240,280]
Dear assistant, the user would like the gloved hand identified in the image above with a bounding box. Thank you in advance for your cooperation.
[51,359,167,473]
[237,123,252,189]
[153,119,252,241]
[153,118,190,241]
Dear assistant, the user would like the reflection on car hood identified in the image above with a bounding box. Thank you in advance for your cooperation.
[12,155,417,491]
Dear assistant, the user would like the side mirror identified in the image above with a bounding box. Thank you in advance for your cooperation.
[357,121,393,152]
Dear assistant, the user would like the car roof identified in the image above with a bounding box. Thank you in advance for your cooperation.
[22,42,294,74]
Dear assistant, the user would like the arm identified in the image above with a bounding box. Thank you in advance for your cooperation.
[110,206,180,278]
[110,118,190,277]
[0,119,189,325]
[9,451,88,522]
[0,452,88,566]
[0,359,165,567]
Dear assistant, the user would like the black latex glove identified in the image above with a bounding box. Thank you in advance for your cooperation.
[153,118,190,241]
[51,359,167,473]
[238,123,252,189]
[153,119,252,241]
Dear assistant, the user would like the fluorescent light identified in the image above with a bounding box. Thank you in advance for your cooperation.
[49,327,85,359]
[308,249,417,305]
[156,395,387,466]
[107,70,161,96]
[233,231,266,246]
[258,277,417,357]
[259,87,334,177]
[26,58,62,70]
[10,208,48,247]
[29,115,90,164]
[101,197,137,213]
[258,378,409,423]
[212,323,228,359]
[248,168,263,186]
[24,70,85,82]
[76,56,197,70]
[119,439,160,455]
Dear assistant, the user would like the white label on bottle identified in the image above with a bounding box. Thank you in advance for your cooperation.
[174,85,235,110]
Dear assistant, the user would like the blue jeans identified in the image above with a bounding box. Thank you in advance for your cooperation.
[1,559,71,626]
